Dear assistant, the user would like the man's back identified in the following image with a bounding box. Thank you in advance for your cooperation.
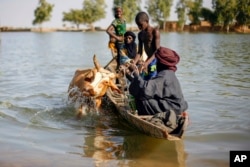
[129,69,188,115]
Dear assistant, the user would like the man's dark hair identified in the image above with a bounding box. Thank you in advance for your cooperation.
[135,12,149,23]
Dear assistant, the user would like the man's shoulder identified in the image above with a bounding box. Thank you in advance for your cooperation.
[111,19,117,25]
[152,26,160,35]
[138,31,146,39]
[158,70,175,76]
[138,31,142,35]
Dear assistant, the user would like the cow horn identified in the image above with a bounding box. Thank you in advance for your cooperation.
[93,54,101,71]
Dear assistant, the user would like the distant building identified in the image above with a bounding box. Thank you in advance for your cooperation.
[164,21,178,31]
[164,20,213,32]
[200,21,211,27]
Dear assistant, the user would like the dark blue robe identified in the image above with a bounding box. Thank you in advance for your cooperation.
[129,69,188,116]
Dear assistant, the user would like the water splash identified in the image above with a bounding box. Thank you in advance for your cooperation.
[67,86,99,116]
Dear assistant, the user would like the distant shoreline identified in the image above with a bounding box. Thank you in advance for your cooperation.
[1,26,250,33]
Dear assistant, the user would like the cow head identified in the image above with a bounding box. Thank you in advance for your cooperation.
[68,55,121,117]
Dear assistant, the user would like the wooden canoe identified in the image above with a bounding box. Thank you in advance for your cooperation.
[104,59,189,140]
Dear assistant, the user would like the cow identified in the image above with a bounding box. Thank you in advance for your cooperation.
[68,55,121,117]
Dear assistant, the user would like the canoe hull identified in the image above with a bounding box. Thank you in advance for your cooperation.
[105,89,189,140]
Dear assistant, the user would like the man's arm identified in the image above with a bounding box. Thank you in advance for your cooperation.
[106,24,123,42]
[133,32,143,64]
[154,28,161,50]
[144,28,161,68]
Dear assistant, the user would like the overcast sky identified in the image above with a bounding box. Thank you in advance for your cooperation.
[0,0,212,28]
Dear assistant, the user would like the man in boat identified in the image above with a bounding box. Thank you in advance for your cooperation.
[126,47,188,132]
[119,31,137,65]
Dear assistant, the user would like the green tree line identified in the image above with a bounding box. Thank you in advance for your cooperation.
[33,0,250,32]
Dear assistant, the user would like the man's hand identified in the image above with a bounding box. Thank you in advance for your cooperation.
[117,36,124,42]
[128,64,139,76]
[137,60,148,74]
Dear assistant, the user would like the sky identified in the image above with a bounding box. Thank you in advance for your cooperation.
[0,0,212,28]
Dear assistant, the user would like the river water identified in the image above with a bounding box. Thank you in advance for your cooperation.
[0,31,249,167]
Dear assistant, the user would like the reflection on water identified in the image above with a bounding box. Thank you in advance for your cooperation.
[0,32,250,167]
[82,129,186,167]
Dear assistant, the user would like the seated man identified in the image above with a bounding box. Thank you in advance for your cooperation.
[119,31,137,65]
[126,47,188,132]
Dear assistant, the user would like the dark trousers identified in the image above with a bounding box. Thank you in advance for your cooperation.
[115,42,125,69]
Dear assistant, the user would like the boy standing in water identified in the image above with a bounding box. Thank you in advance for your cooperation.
[106,6,126,69]
[133,11,160,80]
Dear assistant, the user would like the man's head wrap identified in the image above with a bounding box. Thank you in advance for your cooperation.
[155,47,180,72]
[124,31,136,40]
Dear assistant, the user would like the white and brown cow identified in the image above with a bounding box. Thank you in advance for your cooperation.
[68,55,121,117]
